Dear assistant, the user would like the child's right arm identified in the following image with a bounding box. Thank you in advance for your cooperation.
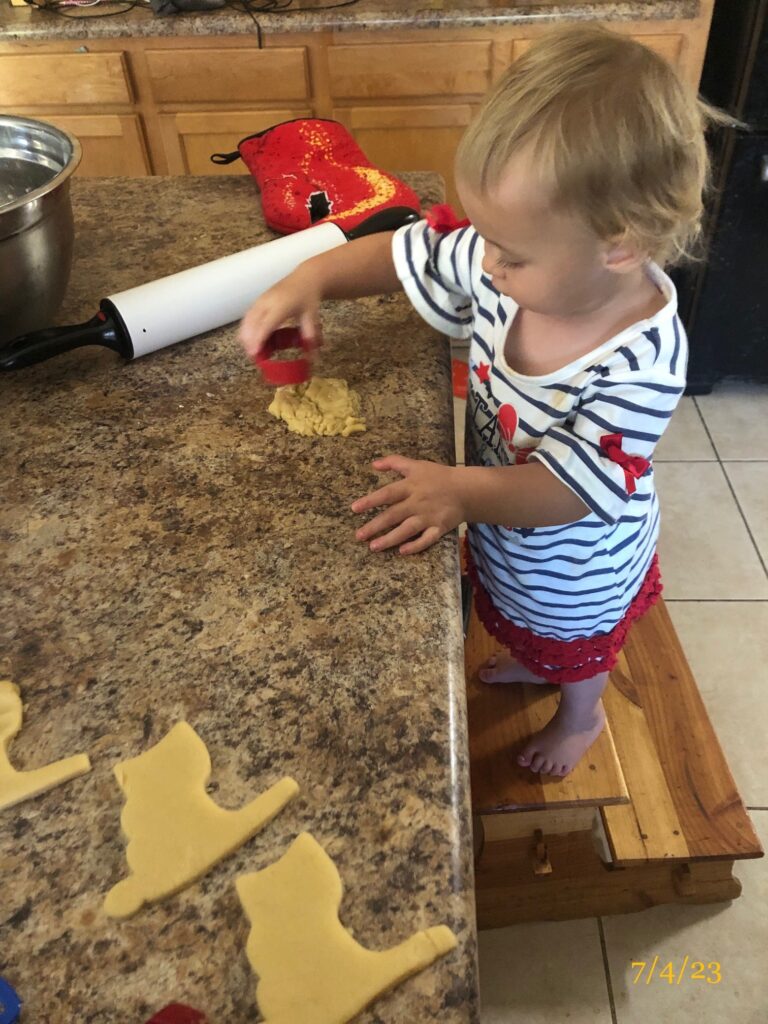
[238,230,403,358]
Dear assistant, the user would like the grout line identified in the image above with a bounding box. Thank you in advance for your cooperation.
[688,400,768,580]
[691,395,722,460]
[720,466,768,581]
[597,918,619,1024]
[746,805,768,811]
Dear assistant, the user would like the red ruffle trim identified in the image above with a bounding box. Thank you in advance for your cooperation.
[465,542,663,683]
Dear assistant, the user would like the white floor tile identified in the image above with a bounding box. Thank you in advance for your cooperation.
[603,811,768,1024]
[695,382,768,460]
[655,398,716,461]
[654,462,768,599]
[479,918,612,1023]
[723,462,768,566]
[666,602,768,807]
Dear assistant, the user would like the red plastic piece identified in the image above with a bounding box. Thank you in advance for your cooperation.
[253,326,318,386]
[451,358,468,400]
[144,1004,207,1024]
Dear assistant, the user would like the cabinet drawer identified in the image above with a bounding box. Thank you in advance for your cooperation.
[160,109,312,174]
[145,48,309,104]
[31,113,150,176]
[328,42,492,99]
[333,103,475,213]
[0,52,132,107]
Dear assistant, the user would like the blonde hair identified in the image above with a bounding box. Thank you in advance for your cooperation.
[455,25,733,266]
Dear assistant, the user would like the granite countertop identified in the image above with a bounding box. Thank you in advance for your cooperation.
[0,174,479,1023]
[0,0,700,43]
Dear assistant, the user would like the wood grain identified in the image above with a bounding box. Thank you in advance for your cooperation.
[465,601,629,813]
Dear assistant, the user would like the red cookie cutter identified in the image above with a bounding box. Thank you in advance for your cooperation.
[252,326,318,386]
[144,1004,207,1024]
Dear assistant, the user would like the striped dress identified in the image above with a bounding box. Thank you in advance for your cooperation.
[392,219,687,682]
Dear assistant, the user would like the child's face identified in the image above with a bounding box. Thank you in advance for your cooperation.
[457,155,619,318]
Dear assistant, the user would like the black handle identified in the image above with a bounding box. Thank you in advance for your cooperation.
[344,205,420,241]
[0,307,130,372]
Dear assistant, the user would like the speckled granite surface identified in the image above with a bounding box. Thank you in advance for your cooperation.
[0,0,700,43]
[0,174,480,1023]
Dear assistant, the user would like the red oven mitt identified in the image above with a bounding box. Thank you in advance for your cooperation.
[211,117,421,235]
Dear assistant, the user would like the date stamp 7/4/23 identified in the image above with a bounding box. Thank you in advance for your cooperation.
[632,957,722,985]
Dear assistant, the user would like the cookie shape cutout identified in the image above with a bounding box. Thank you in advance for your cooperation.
[0,680,91,813]
[104,721,299,918]
[268,377,366,437]
[235,831,457,1023]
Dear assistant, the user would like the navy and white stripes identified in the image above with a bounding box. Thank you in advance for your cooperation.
[392,219,687,642]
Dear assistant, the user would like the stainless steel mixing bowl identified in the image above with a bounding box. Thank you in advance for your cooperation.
[0,116,82,346]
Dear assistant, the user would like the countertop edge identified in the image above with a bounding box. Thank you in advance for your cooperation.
[0,2,703,44]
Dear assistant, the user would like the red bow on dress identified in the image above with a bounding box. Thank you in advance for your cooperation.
[599,433,651,494]
[424,203,471,233]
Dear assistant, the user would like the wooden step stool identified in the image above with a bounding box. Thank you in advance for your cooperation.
[466,595,763,928]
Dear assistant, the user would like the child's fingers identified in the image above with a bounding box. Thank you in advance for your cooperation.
[300,310,322,346]
[399,526,442,556]
[351,481,408,516]
[371,455,412,476]
[366,516,425,553]
[354,502,410,544]
[238,308,275,357]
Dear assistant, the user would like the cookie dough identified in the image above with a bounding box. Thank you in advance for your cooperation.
[104,721,299,918]
[268,377,366,437]
[235,831,457,1024]
[0,680,91,813]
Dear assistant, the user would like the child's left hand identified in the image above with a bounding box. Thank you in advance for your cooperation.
[351,456,465,555]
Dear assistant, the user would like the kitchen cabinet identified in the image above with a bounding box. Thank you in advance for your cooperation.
[0,4,715,199]
[159,108,312,175]
[16,112,151,176]
[333,104,477,210]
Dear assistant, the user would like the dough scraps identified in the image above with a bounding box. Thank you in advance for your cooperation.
[0,680,91,813]
[104,721,299,918]
[268,377,366,437]
[235,831,457,1024]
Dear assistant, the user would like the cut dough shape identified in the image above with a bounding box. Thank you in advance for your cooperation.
[268,377,366,437]
[0,680,91,813]
[104,721,299,918]
[235,831,457,1024]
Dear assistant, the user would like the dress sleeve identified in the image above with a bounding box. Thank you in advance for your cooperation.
[529,370,685,524]
[391,219,478,339]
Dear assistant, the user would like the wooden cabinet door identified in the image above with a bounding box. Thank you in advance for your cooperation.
[158,109,312,175]
[333,104,475,213]
[15,113,150,176]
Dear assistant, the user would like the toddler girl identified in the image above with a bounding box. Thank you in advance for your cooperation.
[240,26,723,777]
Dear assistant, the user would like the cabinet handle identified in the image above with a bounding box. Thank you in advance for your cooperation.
[762,155,768,183]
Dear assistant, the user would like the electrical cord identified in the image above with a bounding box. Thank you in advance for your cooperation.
[28,0,360,31]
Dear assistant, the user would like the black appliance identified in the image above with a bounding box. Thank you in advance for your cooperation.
[673,0,768,394]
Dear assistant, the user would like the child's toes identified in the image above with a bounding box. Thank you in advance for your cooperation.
[529,752,546,773]
[479,656,501,683]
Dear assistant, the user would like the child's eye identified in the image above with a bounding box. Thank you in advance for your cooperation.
[497,255,524,269]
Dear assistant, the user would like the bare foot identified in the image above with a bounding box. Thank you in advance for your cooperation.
[517,700,606,777]
[478,654,551,685]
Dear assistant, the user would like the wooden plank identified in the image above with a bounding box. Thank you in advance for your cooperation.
[476,831,742,928]
[481,807,595,843]
[602,650,690,864]
[617,600,763,862]
[466,603,629,813]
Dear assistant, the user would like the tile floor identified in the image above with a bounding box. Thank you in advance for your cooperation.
[450,343,768,1023]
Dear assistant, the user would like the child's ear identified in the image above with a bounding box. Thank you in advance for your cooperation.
[602,236,648,274]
